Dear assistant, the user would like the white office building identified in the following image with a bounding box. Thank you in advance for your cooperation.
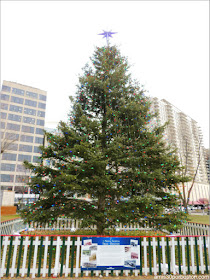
[0,81,47,193]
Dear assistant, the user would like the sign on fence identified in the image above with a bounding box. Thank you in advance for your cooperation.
[81,237,140,270]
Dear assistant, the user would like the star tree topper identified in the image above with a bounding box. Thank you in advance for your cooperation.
[98,30,117,46]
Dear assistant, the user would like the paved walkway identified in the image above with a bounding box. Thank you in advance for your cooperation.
[3,276,155,280]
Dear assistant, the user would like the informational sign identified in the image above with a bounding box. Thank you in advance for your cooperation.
[81,237,140,270]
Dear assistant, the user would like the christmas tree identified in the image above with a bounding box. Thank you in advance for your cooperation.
[21,45,187,234]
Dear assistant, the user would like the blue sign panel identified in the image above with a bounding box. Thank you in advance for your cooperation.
[81,237,140,270]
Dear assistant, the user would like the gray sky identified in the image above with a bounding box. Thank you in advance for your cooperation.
[1,1,209,147]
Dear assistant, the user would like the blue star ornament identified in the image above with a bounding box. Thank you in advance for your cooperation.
[98,30,117,45]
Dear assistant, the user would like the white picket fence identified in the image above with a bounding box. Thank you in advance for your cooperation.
[29,218,210,236]
[0,235,209,278]
[27,218,169,232]
[0,218,25,235]
[1,217,209,236]
[28,218,157,232]
[180,222,210,236]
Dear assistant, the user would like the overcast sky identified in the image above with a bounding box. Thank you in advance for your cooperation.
[1,1,209,147]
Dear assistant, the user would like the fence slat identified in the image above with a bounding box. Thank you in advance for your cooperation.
[166,237,170,274]
[157,237,161,275]
[190,237,195,274]
[65,237,71,277]
[48,236,54,277]
[177,237,181,274]
[199,236,204,274]
[42,236,49,277]
[171,237,176,275]
[11,236,19,277]
[1,236,9,277]
[181,237,186,275]
[161,237,166,275]
[152,237,157,276]
[148,237,152,275]
[27,236,34,277]
[54,236,61,277]
[16,236,24,277]
[195,237,199,274]
[38,236,43,277]
[32,236,39,278]
[75,237,81,277]
[21,236,30,277]
[60,237,66,277]
[143,237,147,275]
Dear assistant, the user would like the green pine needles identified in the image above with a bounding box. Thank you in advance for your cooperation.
[21,46,188,234]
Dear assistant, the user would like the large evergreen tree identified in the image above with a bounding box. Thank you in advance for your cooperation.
[22,45,187,234]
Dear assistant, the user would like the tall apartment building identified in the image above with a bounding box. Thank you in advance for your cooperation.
[204,148,210,183]
[0,81,47,193]
[150,97,209,201]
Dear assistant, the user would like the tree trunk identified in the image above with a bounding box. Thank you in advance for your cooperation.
[183,199,188,214]
[97,195,105,235]
[182,183,188,213]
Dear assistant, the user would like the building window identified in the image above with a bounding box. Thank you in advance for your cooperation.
[25,99,37,107]
[20,135,33,143]
[33,156,41,163]
[22,125,34,134]
[12,88,25,96]
[2,153,17,161]
[15,175,29,183]
[39,94,47,101]
[8,113,22,122]
[38,102,46,109]
[34,146,41,153]
[1,103,8,110]
[24,107,36,116]
[7,143,18,151]
[1,174,14,182]
[35,137,43,144]
[16,164,27,172]
[1,122,5,129]
[1,163,15,171]
[5,132,19,141]
[7,123,21,131]
[11,96,24,104]
[36,128,44,135]
[19,144,33,152]
[23,116,35,124]
[18,154,31,162]
[1,93,10,101]
[1,112,7,119]
[2,85,11,92]
[10,105,23,113]
[36,119,45,126]
[26,91,38,99]
[37,111,45,118]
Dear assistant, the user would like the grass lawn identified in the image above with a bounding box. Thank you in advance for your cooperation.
[1,214,21,222]
[21,229,165,236]
[187,215,210,225]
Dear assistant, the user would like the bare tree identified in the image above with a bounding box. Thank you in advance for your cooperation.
[175,136,202,213]
[0,130,19,154]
